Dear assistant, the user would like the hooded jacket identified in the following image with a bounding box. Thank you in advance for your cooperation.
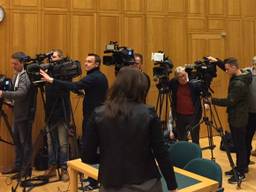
[212,70,252,128]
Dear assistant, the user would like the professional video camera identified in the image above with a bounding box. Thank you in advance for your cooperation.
[0,75,12,91]
[0,75,13,108]
[103,41,135,72]
[24,53,82,85]
[152,52,173,90]
[185,57,217,96]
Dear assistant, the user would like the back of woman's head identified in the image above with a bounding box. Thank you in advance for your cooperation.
[105,66,149,118]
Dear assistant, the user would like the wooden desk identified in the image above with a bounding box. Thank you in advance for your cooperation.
[67,159,218,192]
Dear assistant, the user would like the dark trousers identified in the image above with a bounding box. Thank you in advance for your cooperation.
[12,120,32,171]
[246,113,256,167]
[82,117,98,186]
[175,113,200,144]
[230,125,247,174]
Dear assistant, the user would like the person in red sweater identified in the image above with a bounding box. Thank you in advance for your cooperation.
[168,66,202,144]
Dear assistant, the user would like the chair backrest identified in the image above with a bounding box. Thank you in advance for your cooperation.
[169,141,202,168]
[184,158,223,191]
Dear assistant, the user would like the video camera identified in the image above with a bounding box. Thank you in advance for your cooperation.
[185,57,217,96]
[0,75,12,91]
[103,41,135,73]
[0,75,13,108]
[24,53,82,86]
[152,52,173,90]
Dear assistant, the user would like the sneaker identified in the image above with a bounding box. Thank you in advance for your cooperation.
[79,184,99,191]
[225,168,237,176]
[228,174,246,184]
[61,168,69,182]
[225,167,248,176]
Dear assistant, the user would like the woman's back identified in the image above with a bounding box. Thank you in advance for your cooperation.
[82,67,177,191]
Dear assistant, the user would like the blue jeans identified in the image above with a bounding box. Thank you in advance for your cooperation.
[46,121,68,168]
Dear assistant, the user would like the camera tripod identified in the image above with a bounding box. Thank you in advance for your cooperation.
[190,97,217,160]
[191,96,242,188]
[155,84,172,131]
[0,102,15,146]
[11,86,80,192]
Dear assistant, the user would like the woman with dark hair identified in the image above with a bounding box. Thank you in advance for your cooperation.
[82,67,177,192]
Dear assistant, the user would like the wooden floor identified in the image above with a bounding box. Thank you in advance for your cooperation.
[0,137,255,192]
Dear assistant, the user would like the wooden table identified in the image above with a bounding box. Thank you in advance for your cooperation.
[67,159,219,192]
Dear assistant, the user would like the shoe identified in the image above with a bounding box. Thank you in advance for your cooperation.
[10,169,32,180]
[228,174,246,184]
[1,167,20,175]
[79,183,99,191]
[225,167,248,176]
[43,165,57,178]
[225,168,237,176]
[61,168,69,182]
[251,149,256,156]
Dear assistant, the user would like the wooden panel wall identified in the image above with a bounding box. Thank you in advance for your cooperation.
[0,0,256,168]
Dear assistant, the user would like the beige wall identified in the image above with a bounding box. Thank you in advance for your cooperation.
[0,0,255,168]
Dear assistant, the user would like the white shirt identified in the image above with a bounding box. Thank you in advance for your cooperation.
[14,69,25,91]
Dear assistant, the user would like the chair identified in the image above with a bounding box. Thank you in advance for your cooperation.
[184,158,224,192]
[169,141,202,168]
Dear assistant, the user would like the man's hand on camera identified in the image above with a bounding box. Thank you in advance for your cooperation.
[40,69,54,84]
[206,56,218,62]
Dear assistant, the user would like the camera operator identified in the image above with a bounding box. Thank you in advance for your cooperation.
[168,66,202,145]
[133,53,151,99]
[208,56,252,183]
[244,56,256,168]
[83,67,177,192]
[0,52,36,178]
[40,53,108,190]
[43,49,70,181]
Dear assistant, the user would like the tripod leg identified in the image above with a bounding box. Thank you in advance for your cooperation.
[0,110,15,145]
[220,130,242,188]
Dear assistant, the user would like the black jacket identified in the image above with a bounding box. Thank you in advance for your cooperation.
[168,78,202,122]
[53,68,108,122]
[82,103,177,190]
[45,82,71,124]
[212,69,252,128]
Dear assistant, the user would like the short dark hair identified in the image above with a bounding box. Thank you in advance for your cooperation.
[134,53,143,64]
[51,48,65,59]
[88,53,101,66]
[11,51,27,63]
[224,57,239,68]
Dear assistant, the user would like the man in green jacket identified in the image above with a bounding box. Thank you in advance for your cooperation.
[208,56,252,184]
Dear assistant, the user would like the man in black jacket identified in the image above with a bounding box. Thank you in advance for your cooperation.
[134,53,151,96]
[40,53,108,189]
[208,56,252,184]
[168,66,202,144]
